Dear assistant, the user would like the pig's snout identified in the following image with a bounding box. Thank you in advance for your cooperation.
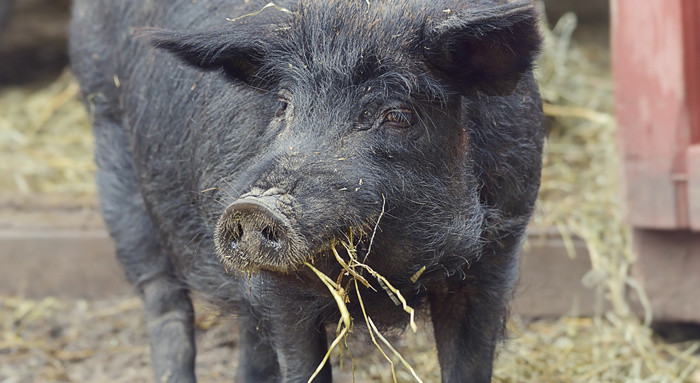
[222,200,287,253]
[215,195,304,272]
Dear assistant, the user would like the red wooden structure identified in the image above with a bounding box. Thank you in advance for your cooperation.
[613,0,700,322]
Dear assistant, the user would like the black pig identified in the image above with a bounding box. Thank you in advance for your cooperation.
[70,0,544,382]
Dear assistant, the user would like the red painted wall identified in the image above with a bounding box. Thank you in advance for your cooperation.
[613,0,700,230]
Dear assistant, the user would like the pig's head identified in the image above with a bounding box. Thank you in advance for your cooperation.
[145,0,540,280]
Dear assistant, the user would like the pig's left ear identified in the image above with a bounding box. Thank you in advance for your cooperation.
[423,1,541,96]
[138,27,270,88]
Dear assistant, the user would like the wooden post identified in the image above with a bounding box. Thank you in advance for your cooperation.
[613,0,690,229]
[613,0,700,322]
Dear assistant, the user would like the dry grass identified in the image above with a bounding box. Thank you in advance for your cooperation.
[0,70,93,203]
[496,317,700,383]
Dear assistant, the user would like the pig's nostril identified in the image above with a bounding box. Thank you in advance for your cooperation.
[227,222,244,250]
[260,226,282,251]
[261,226,276,242]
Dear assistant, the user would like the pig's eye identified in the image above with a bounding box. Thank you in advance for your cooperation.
[276,98,290,117]
[382,109,415,129]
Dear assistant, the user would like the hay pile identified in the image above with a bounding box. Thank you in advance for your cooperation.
[0,70,93,204]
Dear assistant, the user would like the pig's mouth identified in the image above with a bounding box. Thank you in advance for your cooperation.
[213,192,374,274]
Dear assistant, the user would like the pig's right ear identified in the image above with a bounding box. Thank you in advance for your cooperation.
[138,28,267,87]
[423,1,541,96]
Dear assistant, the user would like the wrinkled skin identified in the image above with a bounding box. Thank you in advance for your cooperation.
[70,0,544,382]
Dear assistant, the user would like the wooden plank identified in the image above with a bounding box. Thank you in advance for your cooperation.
[0,229,132,299]
[0,221,602,318]
[632,229,700,323]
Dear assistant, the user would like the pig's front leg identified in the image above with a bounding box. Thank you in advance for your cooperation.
[94,122,196,383]
[245,276,332,383]
[236,311,280,383]
[142,277,196,383]
[428,252,518,383]
[271,315,331,383]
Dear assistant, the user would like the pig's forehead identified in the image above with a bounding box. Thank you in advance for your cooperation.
[287,0,430,54]
[255,0,504,97]
[260,1,448,92]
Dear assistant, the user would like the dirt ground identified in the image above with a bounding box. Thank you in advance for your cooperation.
[0,296,442,383]
[2,295,699,383]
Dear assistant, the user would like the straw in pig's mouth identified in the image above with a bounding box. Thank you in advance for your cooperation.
[304,239,425,383]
